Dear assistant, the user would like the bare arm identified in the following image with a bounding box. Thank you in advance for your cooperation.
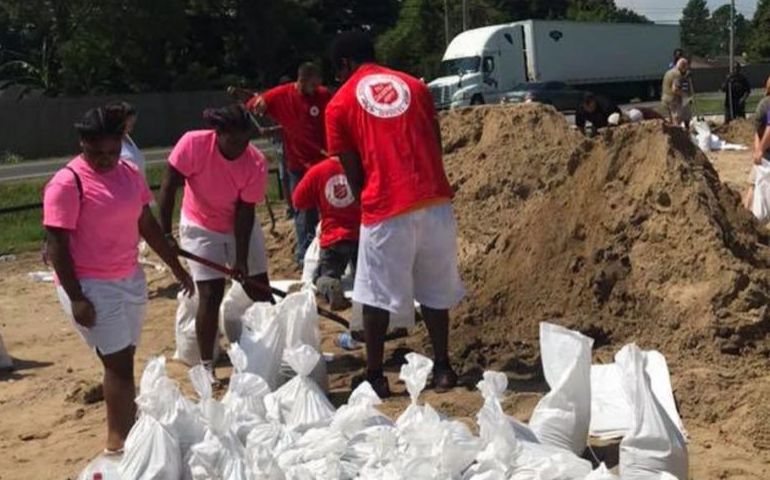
[158,165,185,235]
[46,227,96,327]
[234,200,256,276]
[138,206,194,294]
[338,152,365,204]
[754,130,770,165]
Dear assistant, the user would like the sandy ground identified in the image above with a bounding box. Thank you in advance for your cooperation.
[0,150,769,479]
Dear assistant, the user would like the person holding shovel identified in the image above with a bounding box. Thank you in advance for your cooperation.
[44,104,194,454]
[325,31,465,398]
[246,62,332,267]
[158,104,273,383]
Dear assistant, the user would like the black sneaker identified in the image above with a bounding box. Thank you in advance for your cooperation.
[351,372,392,399]
[431,363,458,393]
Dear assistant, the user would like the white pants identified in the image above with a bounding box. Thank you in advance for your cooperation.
[352,203,465,328]
[179,215,268,282]
[57,268,147,355]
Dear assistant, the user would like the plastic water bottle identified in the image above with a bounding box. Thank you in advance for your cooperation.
[336,332,361,351]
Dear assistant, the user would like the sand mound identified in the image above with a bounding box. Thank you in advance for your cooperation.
[715,118,755,146]
[439,104,770,445]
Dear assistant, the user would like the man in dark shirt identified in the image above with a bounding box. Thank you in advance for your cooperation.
[722,63,751,124]
[575,93,621,134]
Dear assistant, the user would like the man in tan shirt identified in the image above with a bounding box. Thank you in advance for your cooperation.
[662,58,693,129]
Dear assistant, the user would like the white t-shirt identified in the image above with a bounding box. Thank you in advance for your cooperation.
[121,135,146,177]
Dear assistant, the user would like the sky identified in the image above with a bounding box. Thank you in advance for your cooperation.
[615,0,758,24]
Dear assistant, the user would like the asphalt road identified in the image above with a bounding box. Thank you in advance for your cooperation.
[0,140,277,183]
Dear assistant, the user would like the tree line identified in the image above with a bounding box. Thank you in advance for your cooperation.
[0,0,768,97]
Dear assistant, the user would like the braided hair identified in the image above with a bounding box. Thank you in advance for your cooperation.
[74,104,127,142]
[203,104,253,132]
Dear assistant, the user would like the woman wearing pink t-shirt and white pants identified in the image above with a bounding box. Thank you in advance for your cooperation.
[43,105,194,453]
[158,105,273,382]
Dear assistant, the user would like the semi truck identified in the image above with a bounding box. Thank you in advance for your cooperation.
[428,20,680,109]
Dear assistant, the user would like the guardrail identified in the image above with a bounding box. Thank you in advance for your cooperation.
[0,168,284,216]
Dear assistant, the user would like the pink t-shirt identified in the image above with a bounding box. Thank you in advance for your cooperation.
[169,130,268,233]
[43,156,153,281]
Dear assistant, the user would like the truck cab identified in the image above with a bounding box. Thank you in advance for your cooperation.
[428,25,528,109]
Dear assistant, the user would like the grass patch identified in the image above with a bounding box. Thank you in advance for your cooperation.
[0,163,286,254]
[689,91,764,117]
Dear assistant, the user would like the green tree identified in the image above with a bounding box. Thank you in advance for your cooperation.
[566,0,650,23]
[748,0,770,61]
[710,4,750,58]
[680,0,713,57]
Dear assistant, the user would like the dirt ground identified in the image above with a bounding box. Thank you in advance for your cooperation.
[1,111,770,479]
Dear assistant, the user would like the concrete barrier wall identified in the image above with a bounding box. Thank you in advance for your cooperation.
[691,64,770,93]
[0,90,230,159]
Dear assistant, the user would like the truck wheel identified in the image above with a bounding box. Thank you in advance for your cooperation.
[470,95,484,106]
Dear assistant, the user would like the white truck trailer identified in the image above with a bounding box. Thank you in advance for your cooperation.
[428,20,680,109]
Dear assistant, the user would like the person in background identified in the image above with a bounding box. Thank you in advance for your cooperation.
[575,93,620,134]
[662,58,693,130]
[247,63,332,267]
[669,48,684,69]
[325,31,465,398]
[275,74,294,219]
[43,105,194,453]
[743,77,770,209]
[158,104,273,383]
[292,156,360,311]
[114,102,146,177]
[722,63,751,124]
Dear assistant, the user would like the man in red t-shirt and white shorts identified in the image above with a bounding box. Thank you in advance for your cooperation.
[248,63,332,266]
[325,31,464,397]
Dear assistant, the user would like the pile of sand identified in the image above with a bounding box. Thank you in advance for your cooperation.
[438,104,770,448]
[715,118,756,146]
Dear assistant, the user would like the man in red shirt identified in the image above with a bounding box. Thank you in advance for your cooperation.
[325,31,465,397]
[292,156,360,311]
[248,63,332,266]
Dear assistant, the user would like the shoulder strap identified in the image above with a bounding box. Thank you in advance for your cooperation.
[64,166,83,200]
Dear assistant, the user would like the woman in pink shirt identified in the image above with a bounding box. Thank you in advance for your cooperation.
[43,104,194,453]
[158,104,273,382]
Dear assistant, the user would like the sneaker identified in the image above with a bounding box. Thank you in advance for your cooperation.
[351,372,392,399]
[431,363,458,393]
[316,276,350,311]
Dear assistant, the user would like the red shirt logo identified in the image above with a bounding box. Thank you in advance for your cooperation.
[356,74,411,119]
[370,82,399,105]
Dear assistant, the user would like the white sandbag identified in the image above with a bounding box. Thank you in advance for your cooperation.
[331,381,392,438]
[188,401,249,480]
[529,322,594,455]
[222,344,271,444]
[477,371,540,444]
[174,292,219,366]
[340,425,400,476]
[752,160,770,224]
[119,358,183,480]
[277,290,328,391]
[693,121,712,153]
[220,282,254,343]
[590,352,687,441]
[301,235,321,284]
[395,352,437,435]
[264,344,334,432]
[0,331,12,370]
[240,303,285,390]
[584,463,619,480]
[618,344,688,480]
[275,427,347,473]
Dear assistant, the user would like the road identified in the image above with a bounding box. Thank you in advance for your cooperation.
[0,140,277,183]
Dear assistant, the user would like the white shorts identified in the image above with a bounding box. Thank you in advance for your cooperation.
[179,215,268,282]
[57,268,147,355]
[353,203,465,326]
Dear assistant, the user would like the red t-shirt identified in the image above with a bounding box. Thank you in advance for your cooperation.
[292,158,361,248]
[325,63,453,225]
[261,83,331,173]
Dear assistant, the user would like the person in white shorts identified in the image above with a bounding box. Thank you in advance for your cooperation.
[158,104,273,381]
[43,104,193,453]
[325,32,465,397]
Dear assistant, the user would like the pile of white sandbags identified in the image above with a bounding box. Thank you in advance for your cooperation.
[82,319,688,479]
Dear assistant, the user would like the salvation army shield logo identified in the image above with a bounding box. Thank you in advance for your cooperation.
[356,74,411,119]
[324,174,354,208]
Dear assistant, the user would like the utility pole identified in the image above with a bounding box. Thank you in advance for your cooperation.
[462,0,469,31]
[444,0,451,46]
[729,0,735,73]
